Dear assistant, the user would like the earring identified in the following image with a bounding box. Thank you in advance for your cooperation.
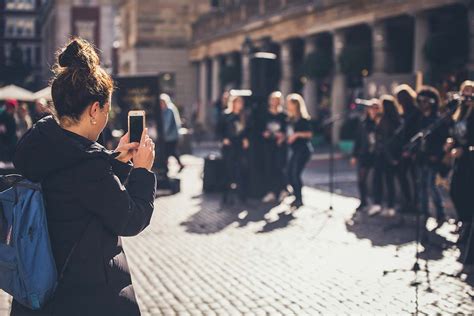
[90,118,97,125]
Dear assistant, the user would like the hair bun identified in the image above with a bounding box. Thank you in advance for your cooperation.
[58,38,99,70]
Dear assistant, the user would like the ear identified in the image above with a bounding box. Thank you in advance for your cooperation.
[88,101,101,118]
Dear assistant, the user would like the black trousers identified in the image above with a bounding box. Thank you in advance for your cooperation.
[450,155,473,223]
[263,141,287,195]
[288,147,310,202]
[222,144,249,198]
[164,140,182,167]
[373,155,396,208]
[396,157,417,211]
[356,157,373,206]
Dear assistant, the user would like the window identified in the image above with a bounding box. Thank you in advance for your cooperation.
[5,0,35,11]
[4,18,35,38]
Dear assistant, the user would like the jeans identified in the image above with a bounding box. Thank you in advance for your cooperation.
[417,165,444,218]
[288,148,310,202]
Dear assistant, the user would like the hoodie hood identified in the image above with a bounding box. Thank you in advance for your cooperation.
[13,116,112,182]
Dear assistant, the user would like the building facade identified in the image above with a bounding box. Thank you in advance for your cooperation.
[0,0,47,89]
[40,0,118,84]
[118,0,210,117]
[191,0,474,141]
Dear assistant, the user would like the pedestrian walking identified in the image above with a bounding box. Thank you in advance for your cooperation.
[161,93,185,173]
[10,38,156,316]
[286,93,313,209]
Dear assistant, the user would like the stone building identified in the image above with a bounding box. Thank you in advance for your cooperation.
[118,0,210,115]
[0,0,48,88]
[40,0,118,83]
[191,0,474,141]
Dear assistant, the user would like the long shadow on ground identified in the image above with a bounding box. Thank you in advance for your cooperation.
[181,193,295,234]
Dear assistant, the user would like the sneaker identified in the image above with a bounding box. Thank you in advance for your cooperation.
[356,203,368,212]
[262,192,276,203]
[278,190,290,202]
[290,199,303,209]
[381,208,396,218]
[368,204,382,216]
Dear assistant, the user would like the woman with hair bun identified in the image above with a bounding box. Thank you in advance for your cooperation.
[11,38,156,316]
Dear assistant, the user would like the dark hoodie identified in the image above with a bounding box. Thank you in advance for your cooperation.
[10,116,156,316]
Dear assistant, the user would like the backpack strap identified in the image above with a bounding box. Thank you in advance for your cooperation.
[57,217,93,282]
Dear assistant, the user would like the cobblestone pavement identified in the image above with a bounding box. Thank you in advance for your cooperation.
[1,155,474,315]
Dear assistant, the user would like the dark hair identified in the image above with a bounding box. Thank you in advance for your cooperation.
[381,94,400,127]
[51,38,114,121]
[394,84,417,111]
[417,86,441,110]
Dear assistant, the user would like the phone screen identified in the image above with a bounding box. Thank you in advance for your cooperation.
[129,115,144,143]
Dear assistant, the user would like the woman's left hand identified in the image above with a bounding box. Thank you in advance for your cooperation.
[114,132,140,163]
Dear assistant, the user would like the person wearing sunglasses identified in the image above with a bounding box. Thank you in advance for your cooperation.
[447,80,474,268]
[415,86,449,226]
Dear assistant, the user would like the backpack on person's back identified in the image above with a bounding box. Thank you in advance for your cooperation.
[0,175,58,310]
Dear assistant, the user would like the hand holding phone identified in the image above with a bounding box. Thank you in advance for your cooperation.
[133,128,155,171]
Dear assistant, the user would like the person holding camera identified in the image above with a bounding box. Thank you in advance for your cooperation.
[286,94,313,209]
[415,86,448,224]
[11,38,156,316]
[351,99,377,212]
[261,91,288,203]
[219,95,250,202]
[448,81,474,258]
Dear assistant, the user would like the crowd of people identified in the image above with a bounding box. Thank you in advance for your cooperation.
[351,81,474,268]
[216,91,313,209]
[0,98,51,162]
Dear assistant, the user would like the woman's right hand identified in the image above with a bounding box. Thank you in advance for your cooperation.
[133,128,155,171]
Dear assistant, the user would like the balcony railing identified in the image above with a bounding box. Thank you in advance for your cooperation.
[192,0,349,43]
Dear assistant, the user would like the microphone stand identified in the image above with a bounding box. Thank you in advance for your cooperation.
[322,111,360,214]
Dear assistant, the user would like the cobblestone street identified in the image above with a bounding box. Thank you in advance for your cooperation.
[1,154,474,315]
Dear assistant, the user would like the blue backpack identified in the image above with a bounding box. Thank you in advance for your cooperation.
[0,174,68,310]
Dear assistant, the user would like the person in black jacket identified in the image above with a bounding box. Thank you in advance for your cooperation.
[10,38,156,316]
[369,95,401,217]
[394,84,421,213]
[219,95,249,202]
[415,86,448,224]
[0,99,18,162]
[447,81,474,265]
[286,93,313,209]
[261,91,288,203]
[351,99,377,211]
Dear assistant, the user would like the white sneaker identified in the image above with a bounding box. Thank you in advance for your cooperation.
[278,190,290,202]
[381,208,396,217]
[262,192,277,203]
[368,205,382,216]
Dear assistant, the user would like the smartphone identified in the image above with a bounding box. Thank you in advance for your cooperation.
[128,110,145,143]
